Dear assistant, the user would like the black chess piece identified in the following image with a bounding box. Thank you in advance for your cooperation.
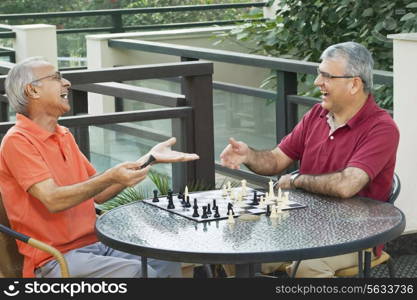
[206,203,212,215]
[214,206,220,218]
[167,189,173,201]
[185,196,191,208]
[152,189,159,202]
[167,197,175,209]
[201,206,208,219]
[192,206,200,218]
[178,191,185,206]
[266,204,271,217]
[227,203,234,215]
[212,199,217,211]
[251,191,259,206]
[193,198,198,209]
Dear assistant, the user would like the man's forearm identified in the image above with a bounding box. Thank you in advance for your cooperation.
[94,183,125,204]
[244,148,281,175]
[294,168,368,199]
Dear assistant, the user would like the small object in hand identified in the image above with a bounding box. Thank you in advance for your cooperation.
[140,154,156,169]
[152,189,159,203]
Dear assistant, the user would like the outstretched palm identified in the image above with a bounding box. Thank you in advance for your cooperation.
[149,137,199,163]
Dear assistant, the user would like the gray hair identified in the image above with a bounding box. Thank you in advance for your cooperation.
[5,57,49,115]
[321,42,374,93]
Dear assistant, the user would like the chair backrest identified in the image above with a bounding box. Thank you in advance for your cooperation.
[0,194,23,277]
[388,172,401,204]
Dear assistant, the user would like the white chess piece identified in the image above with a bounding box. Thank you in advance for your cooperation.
[227,181,232,192]
[269,179,274,199]
[270,205,278,219]
[241,179,247,196]
[222,185,227,197]
[184,186,189,200]
[227,212,235,224]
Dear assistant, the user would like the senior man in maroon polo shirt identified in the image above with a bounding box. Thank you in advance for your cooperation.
[220,41,399,277]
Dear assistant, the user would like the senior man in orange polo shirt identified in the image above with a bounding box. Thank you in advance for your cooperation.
[0,57,199,278]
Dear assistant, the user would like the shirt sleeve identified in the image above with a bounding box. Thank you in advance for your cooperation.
[347,121,399,180]
[278,105,318,160]
[2,134,52,191]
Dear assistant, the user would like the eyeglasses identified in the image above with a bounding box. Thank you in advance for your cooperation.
[316,68,364,83]
[30,71,63,84]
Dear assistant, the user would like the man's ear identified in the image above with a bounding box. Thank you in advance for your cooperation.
[350,77,363,95]
[24,84,40,99]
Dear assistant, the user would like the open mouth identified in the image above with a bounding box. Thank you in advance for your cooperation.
[320,90,329,99]
[60,91,69,101]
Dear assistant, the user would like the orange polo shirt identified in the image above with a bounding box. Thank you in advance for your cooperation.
[0,114,98,277]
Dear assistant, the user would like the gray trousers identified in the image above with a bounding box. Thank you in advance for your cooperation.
[35,242,181,278]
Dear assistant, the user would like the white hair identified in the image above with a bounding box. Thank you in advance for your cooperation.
[5,57,49,115]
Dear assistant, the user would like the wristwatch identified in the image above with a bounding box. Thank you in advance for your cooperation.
[290,173,301,189]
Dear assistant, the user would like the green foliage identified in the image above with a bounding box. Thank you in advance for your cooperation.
[148,169,170,196]
[0,0,252,63]
[96,186,146,212]
[223,0,417,110]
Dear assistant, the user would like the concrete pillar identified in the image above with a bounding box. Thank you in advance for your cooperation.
[12,24,57,68]
[388,33,417,233]
[86,36,116,114]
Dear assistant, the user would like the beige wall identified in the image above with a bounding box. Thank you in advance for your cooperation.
[86,27,269,89]
[389,33,417,233]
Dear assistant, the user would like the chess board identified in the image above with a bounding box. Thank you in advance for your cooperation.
[142,187,306,223]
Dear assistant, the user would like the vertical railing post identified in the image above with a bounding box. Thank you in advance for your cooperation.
[111,12,124,33]
[180,64,215,189]
[275,71,297,144]
[0,100,8,122]
[67,89,90,159]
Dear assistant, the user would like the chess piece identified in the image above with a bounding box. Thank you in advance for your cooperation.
[207,203,212,215]
[227,212,235,224]
[265,204,271,217]
[270,205,278,219]
[214,206,220,218]
[185,196,191,208]
[184,186,189,201]
[241,179,247,196]
[178,191,185,205]
[222,185,227,197]
[152,189,159,202]
[227,203,234,215]
[251,191,259,205]
[192,206,199,218]
[212,199,217,211]
[201,206,208,219]
[193,198,198,209]
[167,197,175,209]
[269,179,274,199]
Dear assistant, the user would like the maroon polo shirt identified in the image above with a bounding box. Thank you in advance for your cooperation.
[279,94,399,202]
